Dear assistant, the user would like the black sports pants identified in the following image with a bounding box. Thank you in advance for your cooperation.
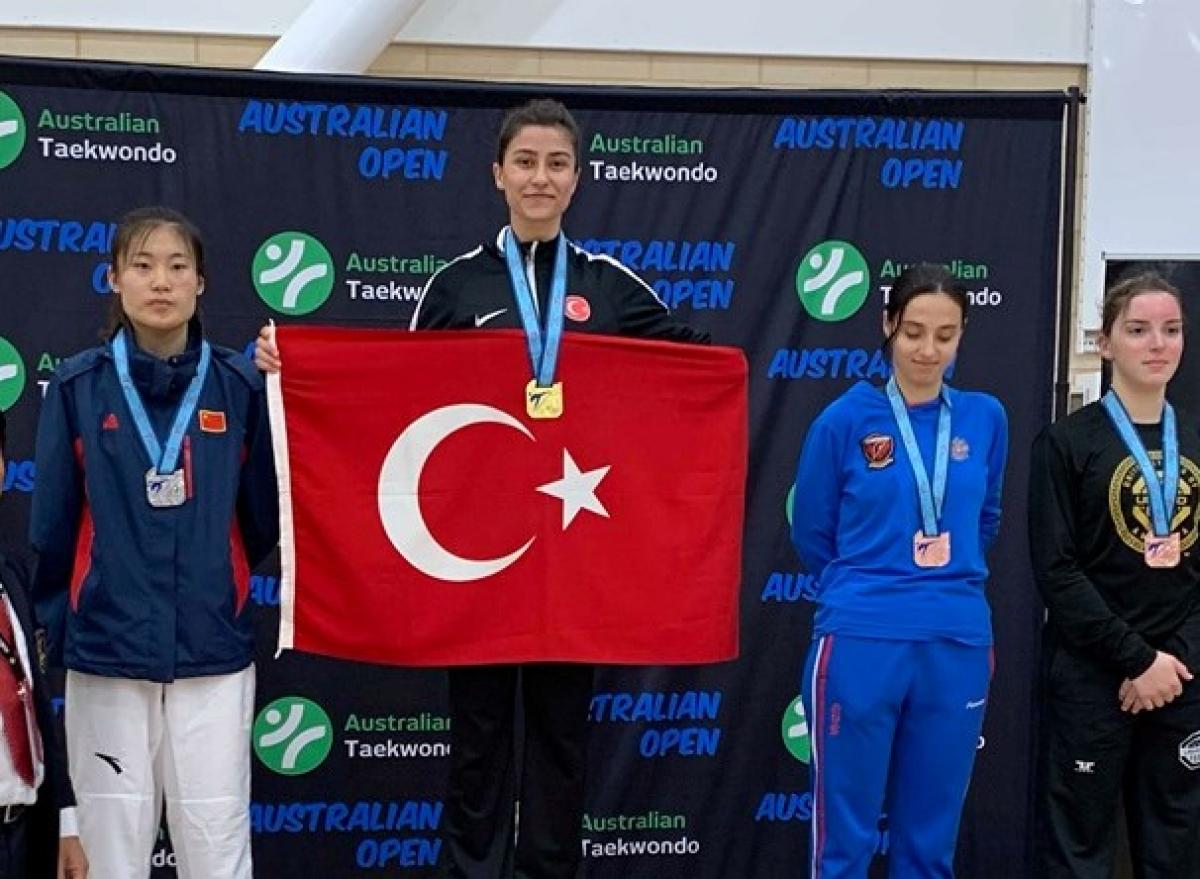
[439,663,594,879]
[1039,638,1200,879]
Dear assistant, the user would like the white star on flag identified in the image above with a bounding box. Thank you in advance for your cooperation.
[536,449,611,530]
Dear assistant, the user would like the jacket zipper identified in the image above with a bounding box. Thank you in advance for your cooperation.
[526,239,539,317]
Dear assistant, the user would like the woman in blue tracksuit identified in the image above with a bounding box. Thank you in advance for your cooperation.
[29,206,278,879]
[791,263,1008,878]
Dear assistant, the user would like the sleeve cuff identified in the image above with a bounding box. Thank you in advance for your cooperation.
[59,806,78,838]
[1121,644,1158,680]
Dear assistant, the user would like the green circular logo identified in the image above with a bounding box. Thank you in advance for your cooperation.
[785,484,795,528]
[0,92,26,171]
[0,337,27,411]
[781,695,811,763]
[252,232,335,315]
[253,696,333,776]
[796,240,871,322]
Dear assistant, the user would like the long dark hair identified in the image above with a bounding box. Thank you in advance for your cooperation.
[104,206,205,339]
[883,262,968,350]
[495,98,581,167]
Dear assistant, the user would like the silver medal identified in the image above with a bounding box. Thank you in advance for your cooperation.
[145,468,186,508]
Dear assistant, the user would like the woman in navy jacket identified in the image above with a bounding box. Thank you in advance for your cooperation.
[30,207,277,879]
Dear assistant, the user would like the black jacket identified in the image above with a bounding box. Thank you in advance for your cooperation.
[1029,402,1200,678]
[0,548,75,878]
[410,228,710,344]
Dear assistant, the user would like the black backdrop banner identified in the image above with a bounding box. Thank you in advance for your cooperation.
[0,57,1065,877]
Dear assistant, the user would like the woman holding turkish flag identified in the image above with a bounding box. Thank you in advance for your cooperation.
[256,99,708,879]
[791,263,1008,878]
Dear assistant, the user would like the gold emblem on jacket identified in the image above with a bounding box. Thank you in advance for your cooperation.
[1108,452,1200,554]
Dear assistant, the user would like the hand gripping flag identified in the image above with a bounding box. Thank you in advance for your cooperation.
[268,326,746,666]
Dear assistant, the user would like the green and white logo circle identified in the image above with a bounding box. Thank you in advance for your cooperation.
[0,92,26,171]
[252,232,335,316]
[0,337,26,411]
[782,695,811,763]
[796,240,871,322]
[253,696,333,776]
[785,484,795,528]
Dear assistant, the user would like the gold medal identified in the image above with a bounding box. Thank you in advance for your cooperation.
[1144,533,1181,568]
[913,531,951,568]
[525,379,564,420]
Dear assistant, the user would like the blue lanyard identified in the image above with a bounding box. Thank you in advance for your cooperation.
[112,329,211,474]
[1101,390,1179,536]
[502,226,567,388]
[886,377,951,537]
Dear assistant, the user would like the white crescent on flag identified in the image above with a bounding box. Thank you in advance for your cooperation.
[378,403,537,583]
[376,403,613,583]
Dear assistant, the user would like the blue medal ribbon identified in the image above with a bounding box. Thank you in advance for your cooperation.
[1101,390,1179,537]
[886,377,951,537]
[502,226,567,388]
[112,328,210,474]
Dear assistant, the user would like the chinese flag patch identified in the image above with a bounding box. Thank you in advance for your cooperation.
[198,410,227,433]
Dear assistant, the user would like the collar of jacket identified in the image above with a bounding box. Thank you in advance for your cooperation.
[109,318,204,402]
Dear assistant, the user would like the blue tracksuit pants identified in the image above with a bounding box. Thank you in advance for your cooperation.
[802,635,992,878]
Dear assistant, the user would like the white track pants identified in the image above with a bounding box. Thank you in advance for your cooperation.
[65,667,255,879]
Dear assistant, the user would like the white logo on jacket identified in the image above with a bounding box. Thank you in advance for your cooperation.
[1180,731,1200,770]
[473,309,507,327]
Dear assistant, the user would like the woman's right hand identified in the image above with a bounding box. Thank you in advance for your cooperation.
[1122,651,1192,713]
[254,323,281,374]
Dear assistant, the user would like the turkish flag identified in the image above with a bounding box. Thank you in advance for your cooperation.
[268,326,746,666]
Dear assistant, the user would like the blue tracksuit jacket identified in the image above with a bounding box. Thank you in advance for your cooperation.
[792,380,1008,646]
